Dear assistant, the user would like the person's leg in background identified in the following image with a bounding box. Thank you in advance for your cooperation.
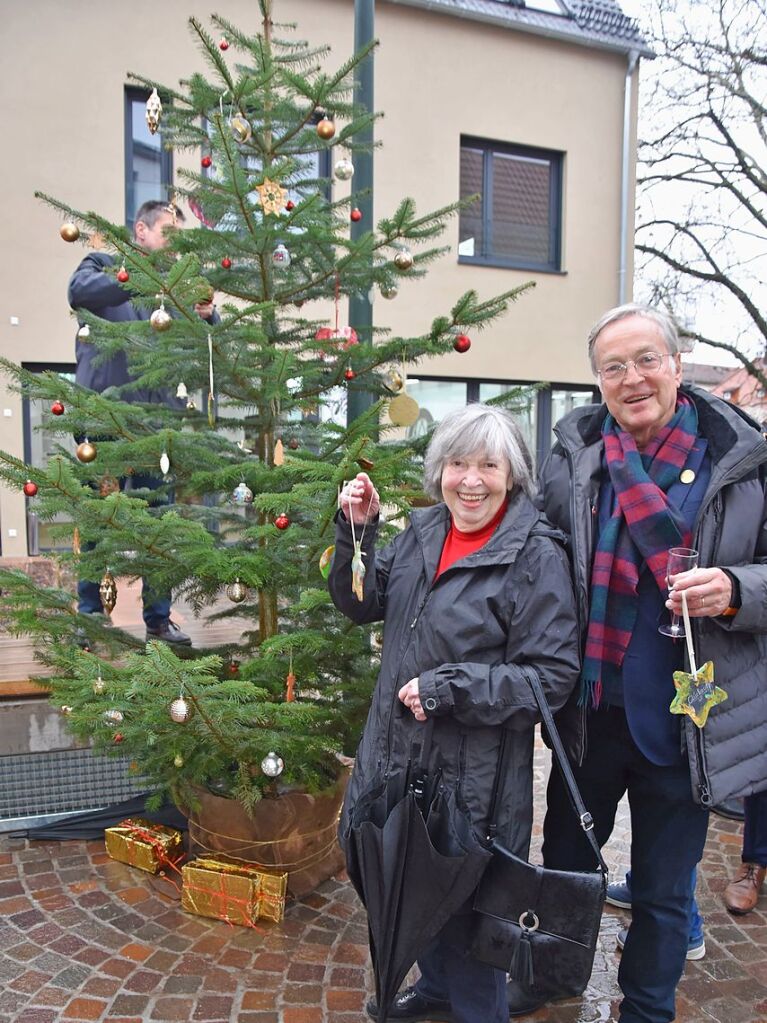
[724,789,767,914]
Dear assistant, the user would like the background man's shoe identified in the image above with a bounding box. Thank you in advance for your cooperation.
[146,620,192,646]
[724,862,766,915]
[617,926,705,960]
[605,879,632,909]
[365,986,452,1022]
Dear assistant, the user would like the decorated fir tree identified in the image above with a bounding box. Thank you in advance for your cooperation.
[0,1,528,818]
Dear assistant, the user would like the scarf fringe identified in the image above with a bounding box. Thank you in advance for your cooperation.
[578,676,603,709]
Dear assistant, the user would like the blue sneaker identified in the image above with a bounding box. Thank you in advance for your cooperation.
[606,879,632,909]
[616,927,705,961]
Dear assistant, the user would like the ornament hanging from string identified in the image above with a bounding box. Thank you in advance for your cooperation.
[99,570,117,615]
[256,177,288,215]
[285,649,296,703]
[346,479,372,603]
[145,88,162,135]
[207,333,216,427]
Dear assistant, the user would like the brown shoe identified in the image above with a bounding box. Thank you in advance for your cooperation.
[724,862,766,915]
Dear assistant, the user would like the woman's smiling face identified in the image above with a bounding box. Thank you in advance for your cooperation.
[441,452,511,532]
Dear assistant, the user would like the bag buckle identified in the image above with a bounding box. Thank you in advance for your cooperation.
[579,811,594,831]
[518,910,539,933]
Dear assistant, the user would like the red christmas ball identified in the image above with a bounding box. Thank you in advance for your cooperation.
[286,200,295,212]
[219,38,229,50]
[228,660,240,676]
[274,513,290,530]
[51,400,65,416]
[221,257,232,269]
[201,155,212,168]
[116,268,130,283]
[113,733,124,744]
[23,480,38,497]
[350,208,362,222]
[453,334,472,353]
[344,368,356,380]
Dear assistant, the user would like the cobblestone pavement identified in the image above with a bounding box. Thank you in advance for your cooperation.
[1,742,765,1023]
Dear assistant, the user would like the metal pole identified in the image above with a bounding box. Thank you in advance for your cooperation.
[347,0,375,425]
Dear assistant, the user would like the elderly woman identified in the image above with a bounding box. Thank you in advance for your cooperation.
[329,403,580,1023]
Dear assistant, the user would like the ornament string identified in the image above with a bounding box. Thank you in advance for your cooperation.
[334,270,340,335]
[207,333,216,426]
[680,592,698,676]
[347,485,371,603]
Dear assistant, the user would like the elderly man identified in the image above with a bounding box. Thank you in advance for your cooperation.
[508,304,767,1022]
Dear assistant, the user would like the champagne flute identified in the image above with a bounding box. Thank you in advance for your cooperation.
[658,547,699,637]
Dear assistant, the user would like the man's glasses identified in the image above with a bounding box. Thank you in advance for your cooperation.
[597,351,671,383]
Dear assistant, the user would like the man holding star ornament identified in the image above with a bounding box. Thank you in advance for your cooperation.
[509,303,767,1023]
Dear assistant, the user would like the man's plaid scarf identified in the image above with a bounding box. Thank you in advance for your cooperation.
[580,397,698,707]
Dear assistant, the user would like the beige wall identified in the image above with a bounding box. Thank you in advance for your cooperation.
[0,0,638,553]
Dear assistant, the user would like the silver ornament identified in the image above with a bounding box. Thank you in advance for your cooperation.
[226,579,248,603]
[103,709,124,725]
[169,696,194,724]
[334,158,354,181]
[230,115,252,143]
[393,248,414,272]
[77,323,90,339]
[232,482,254,505]
[261,751,284,778]
[380,283,399,300]
[150,306,172,332]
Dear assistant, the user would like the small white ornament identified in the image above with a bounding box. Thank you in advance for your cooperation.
[160,451,170,475]
[272,242,291,268]
[176,382,188,399]
[169,696,194,724]
[232,482,254,505]
[334,158,354,181]
[103,709,124,725]
[77,324,90,339]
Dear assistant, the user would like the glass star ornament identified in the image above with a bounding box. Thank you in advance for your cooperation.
[669,660,727,728]
[256,177,288,215]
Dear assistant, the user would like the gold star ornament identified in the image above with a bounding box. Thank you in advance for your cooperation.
[669,659,727,728]
[256,178,288,215]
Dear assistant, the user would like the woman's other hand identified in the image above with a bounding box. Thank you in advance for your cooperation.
[666,566,734,618]
[340,472,381,525]
[398,677,426,721]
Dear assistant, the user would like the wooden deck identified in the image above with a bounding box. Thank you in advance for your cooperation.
[0,574,250,694]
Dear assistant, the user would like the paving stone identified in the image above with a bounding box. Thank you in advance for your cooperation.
[52,964,92,990]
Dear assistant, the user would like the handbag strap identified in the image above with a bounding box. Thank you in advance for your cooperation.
[487,666,608,876]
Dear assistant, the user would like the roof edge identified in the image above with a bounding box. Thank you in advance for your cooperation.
[383,0,656,60]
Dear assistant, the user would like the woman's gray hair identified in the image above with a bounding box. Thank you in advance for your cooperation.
[587,303,681,373]
[423,403,535,501]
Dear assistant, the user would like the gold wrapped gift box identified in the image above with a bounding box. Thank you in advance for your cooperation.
[181,854,288,925]
[105,817,184,874]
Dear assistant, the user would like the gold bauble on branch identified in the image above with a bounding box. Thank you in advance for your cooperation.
[230,115,252,143]
[99,570,117,615]
[60,223,80,243]
[150,304,172,332]
[393,248,414,272]
[388,393,420,427]
[316,117,336,140]
[76,440,97,463]
[226,579,248,604]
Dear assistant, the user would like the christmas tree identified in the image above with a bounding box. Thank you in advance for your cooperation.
[0,1,528,816]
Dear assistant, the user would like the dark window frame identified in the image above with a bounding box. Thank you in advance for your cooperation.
[459,135,564,273]
[124,86,173,231]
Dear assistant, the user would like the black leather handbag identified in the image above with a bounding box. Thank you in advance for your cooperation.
[470,666,608,997]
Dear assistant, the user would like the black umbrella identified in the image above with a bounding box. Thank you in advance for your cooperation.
[345,732,492,1023]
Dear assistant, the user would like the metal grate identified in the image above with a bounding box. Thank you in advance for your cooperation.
[0,748,148,821]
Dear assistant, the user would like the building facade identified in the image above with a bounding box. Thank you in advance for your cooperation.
[0,0,649,561]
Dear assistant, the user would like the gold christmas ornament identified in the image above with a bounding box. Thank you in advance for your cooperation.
[227,579,248,604]
[316,117,336,140]
[93,675,106,695]
[393,248,414,272]
[169,696,194,724]
[380,283,399,300]
[76,440,97,463]
[60,222,80,243]
[150,303,172,332]
[99,571,117,615]
[174,753,184,768]
[388,393,420,427]
[145,88,163,135]
[384,369,404,393]
[256,177,288,215]
[230,115,252,143]
[72,527,81,555]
